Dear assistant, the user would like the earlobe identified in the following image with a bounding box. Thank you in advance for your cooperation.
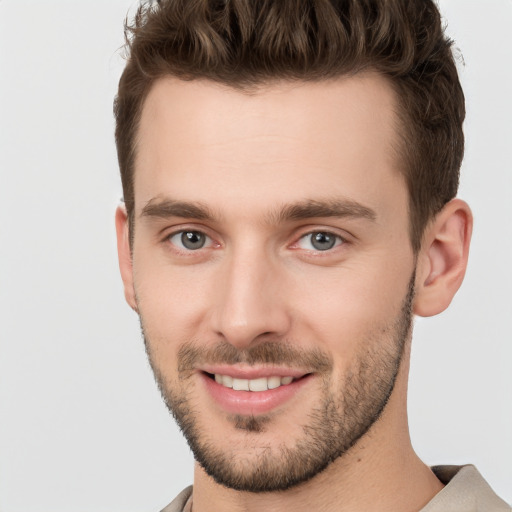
[414,199,473,317]
[115,205,138,312]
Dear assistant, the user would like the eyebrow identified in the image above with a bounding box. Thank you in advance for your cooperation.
[141,198,216,221]
[268,199,377,224]
[140,197,377,224]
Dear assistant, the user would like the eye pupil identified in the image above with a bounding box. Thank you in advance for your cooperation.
[311,232,336,251]
[181,231,205,250]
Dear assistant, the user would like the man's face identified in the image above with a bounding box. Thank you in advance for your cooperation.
[126,74,417,491]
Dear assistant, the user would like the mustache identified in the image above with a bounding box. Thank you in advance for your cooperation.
[177,340,333,374]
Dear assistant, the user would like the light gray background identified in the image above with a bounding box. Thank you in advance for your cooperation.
[0,1,510,510]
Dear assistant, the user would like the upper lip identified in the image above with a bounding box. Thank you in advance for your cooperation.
[199,365,310,380]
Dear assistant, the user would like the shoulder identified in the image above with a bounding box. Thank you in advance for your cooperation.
[420,465,511,511]
[159,486,193,512]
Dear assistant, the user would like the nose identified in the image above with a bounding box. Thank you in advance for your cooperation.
[210,246,291,349]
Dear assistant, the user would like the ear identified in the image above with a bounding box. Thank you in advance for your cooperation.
[414,199,473,317]
[115,205,138,312]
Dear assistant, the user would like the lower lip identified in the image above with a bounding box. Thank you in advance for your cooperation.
[201,373,313,416]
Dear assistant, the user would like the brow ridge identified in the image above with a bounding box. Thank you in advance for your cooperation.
[267,198,377,224]
[140,197,377,224]
[140,198,215,221]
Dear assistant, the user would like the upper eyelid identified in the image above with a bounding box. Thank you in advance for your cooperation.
[159,225,351,248]
[295,231,345,249]
[165,229,216,253]
[294,227,350,243]
[161,224,214,240]
[160,226,211,247]
[300,229,346,239]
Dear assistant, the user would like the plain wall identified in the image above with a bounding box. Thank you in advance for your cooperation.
[0,1,510,510]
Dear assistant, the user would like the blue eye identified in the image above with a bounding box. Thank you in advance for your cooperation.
[298,231,343,251]
[169,230,211,250]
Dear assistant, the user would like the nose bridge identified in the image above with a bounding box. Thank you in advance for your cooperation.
[213,240,289,347]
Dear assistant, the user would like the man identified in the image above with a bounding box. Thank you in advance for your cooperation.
[113,0,510,510]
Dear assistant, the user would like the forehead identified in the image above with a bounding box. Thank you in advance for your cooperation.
[134,74,404,219]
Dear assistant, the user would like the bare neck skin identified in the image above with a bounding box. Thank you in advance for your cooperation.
[191,348,443,512]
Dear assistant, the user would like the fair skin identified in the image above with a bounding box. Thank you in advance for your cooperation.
[116,74,472,511]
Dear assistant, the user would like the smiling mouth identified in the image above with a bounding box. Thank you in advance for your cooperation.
[205,372,309,391]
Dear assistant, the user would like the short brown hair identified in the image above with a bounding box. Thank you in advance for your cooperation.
[114,0,465,252]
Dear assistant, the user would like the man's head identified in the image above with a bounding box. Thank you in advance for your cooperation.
[114,0,472,494]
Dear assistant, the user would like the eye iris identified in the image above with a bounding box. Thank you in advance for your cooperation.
[181,231,205,250]
[311,232,336,251]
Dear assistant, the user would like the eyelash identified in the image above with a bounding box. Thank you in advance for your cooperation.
[163,228,348,255]
[166,229,215,253]
[295,231,346,252]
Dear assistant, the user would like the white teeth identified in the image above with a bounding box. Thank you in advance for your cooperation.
[232,378,250,391]
[213,374,296,391]
[267,376,281,389]
[248,377,268,392]
[222,375,233,387]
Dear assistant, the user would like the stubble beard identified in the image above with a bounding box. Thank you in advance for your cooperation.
[141,275,415,493]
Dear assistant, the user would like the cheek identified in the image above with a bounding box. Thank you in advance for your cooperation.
[289,264,409,360]
[133,255,214,353]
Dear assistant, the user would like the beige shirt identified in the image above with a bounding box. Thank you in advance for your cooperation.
[160,465,511,512]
